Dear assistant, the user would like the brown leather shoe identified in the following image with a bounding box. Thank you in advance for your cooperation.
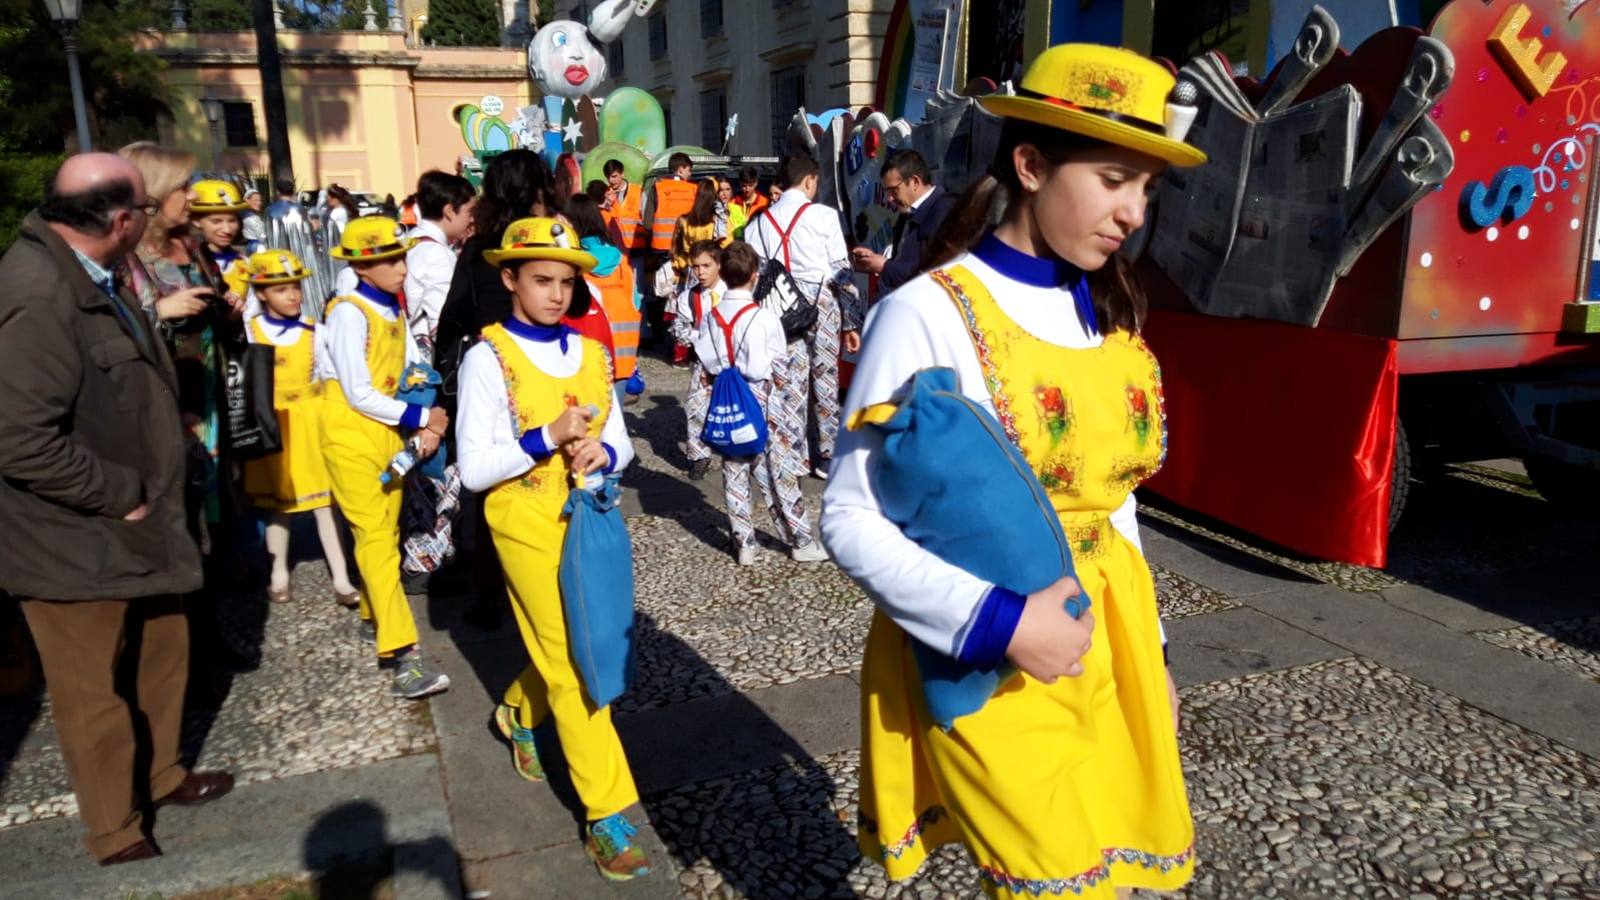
[99,838,162,866]
[156,771,235,807]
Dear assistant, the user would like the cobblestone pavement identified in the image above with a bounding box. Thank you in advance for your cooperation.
[0,563,434,831]
[5,354,1599,900]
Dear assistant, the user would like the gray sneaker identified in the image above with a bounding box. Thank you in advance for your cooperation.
[392,653,451,699]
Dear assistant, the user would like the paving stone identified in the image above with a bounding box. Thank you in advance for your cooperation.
[1474,617,1600,685]
[0,563,434,830]
[646,657,1600,899]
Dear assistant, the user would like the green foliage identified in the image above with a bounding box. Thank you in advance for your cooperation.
[420,0,501,46]
[188,0,251,30]
[0,154,64,248]
[0,0,171,153]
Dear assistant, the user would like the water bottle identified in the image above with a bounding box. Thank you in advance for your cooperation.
[380,438,421,485]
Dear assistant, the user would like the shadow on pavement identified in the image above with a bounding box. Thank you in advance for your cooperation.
[0,593,44,786]
[304,799,461,898]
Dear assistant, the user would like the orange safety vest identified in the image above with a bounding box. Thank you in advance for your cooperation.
[649,179,699,252]
[589,256,641,380]
[605,182,645,251]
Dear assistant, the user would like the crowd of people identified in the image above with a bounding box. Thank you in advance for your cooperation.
[0,42,1205,899]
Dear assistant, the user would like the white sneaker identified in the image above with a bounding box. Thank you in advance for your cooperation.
[736,545,760,566]
[811,466,831,481]
[790,543,829,563]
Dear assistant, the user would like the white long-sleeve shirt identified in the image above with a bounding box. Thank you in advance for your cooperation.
[819,247,1150,659]
[456,329,635,494]
[315,287,422,427]
[670,279,725,347]
[692,291,787,384]
[746,189,852,297]
[403,218,457,345]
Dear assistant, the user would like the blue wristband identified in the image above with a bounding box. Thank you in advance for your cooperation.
[518,427,554,460]
[600,444,618,474]
[399,404,425,431]
[956,586,1026,669]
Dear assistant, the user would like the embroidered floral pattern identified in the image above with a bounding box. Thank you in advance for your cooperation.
[1036,451,1084,496]
[1063,519,1110,561]
[1106,455,1160,495]
[1127,334,1168,471]
[861,806,945,861]
[977,843,1194,896]
[932,269,1020,444]
[1126,383,1152,449]
[1034,384,1073,447]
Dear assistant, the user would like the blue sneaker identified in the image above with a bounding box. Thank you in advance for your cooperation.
[584,813,650,882]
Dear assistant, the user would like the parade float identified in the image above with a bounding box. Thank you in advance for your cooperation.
[1137,0,1600,567]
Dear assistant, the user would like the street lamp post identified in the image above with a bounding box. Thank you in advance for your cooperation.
[201,97,224,171]
[41,0,92,152]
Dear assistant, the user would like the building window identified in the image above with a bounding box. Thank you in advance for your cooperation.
[649,13,667,61]
[770,65,806,155]
[661,102,673,146]
[222,101,258,148]
[607,35,625,77]
[700,0,723,37]
[700,87,727,151]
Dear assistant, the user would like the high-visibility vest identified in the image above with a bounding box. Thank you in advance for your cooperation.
[605,183,645,251]
[649,179,699,251]
[589,255,640,380]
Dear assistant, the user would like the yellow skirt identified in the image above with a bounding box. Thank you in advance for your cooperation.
[243,392,332,513]
[858,529,1195,898]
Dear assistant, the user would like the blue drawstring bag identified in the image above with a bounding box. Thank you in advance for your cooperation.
[393,362,448,480]
[853,367,1089,729]
[700,305,769,458]
[559,475,637,709]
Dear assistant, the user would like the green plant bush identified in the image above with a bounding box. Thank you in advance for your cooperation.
[0,154,62,249]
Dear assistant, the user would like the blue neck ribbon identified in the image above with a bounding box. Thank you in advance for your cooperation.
[260,312,310,336]
[504,316,574,353]
[355,280,400,310]
[973,231,1099,338]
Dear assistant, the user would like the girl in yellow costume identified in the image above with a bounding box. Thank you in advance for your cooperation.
[820,44,1207,898]
[240,250,359,608]
[319,216,452,700]
[456,218,649,883]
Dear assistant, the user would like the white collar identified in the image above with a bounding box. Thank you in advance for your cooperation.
[907,185,935,212]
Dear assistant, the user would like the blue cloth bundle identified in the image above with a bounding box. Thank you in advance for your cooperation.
[559,475,637,709]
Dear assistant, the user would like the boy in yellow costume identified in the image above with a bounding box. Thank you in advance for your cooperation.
[821,44,1207,898]
[456,218,650,883]
[319,216,451,699]
[240,250,359,607]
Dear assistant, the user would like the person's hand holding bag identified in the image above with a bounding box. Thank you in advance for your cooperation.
[1006,576,1094,683]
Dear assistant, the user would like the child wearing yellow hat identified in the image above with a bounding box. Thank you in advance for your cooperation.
[821,44,1206,897]
[456,217,649,883]
[317,215,451,700]
[189,179,251,305]
[241,250,359,608]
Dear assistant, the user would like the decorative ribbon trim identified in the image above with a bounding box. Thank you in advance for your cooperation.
[978,843,1197,896]
[1017,88,1166,135]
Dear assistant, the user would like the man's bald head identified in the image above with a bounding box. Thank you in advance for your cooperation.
[39,151,151,261]
[53,152,145,199]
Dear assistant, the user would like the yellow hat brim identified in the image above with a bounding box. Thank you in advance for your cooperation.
[329,238,417,262]
[190,203,249,214]
[247,273,310,285]
[980,95,1208,168]
[482,246,598,272]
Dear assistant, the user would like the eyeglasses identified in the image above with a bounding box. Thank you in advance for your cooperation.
[881,177,906,192]
[131,199,161,217]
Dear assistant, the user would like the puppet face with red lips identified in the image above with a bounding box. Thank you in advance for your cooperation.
[528,20,607,98]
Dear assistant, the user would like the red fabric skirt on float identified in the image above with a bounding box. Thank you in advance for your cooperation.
[1141,308,1399,569]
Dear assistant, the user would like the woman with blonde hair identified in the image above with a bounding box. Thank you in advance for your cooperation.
[118,141,249,683]
[821,44,1206,897]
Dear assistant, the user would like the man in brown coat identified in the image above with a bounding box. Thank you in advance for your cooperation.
[0,152,235,865]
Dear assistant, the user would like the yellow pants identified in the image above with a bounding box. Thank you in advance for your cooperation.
[489,487,639,821]
[321,396,418,658]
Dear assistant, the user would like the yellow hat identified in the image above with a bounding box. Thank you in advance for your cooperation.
[483,217,597,271]
[330,215,415,262]
[980,44,1207,168]
[246,249,311,285]
[189,179,248,213]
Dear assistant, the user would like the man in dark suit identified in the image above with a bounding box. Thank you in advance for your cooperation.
[0,153,233,866]
[850,149,959,295]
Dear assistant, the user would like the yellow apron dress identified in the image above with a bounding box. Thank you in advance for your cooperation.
[479,323,640,821]
[242,317,331,513]
[858,266,1195,897]
[320,294,419,657]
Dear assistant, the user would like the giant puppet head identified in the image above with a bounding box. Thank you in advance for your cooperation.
[528,0,660,99]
